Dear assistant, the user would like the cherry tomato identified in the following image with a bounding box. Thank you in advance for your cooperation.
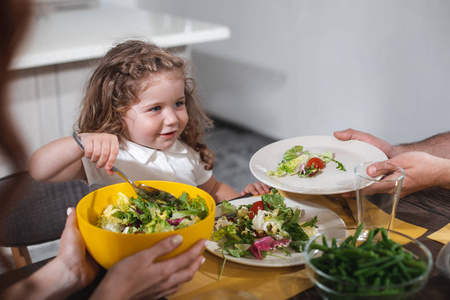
[248,201,264,219]
[307,157,325,170]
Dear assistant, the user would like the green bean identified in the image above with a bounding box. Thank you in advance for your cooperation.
[340,236,354,248]
[322,234,329,249]
[403,257,426,270]
[381,227,389,241]
[359,228,375,249]
[340,247,364,256]
[373,248,394,256]
[331,237,338,249]
[338,264,348,276]
[351,223,364,246]
[333,251,350,262]
[358,254,397,269]
[309,242,329,252]
[373,276,381,287]
[358,255,404,277]
[398,261,412,281]
[353,266,378,276]
[390,243,402,252]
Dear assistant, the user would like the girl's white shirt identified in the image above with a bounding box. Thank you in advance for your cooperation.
[82,139,212,190]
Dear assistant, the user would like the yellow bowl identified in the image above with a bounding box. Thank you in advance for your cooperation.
[76,180,215,269]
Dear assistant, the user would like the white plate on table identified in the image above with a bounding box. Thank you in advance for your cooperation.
[249,136,387,195]
[206,196,346,267]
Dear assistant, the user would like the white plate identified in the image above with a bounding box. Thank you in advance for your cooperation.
[206,196,346,267]
[249,136,388,195]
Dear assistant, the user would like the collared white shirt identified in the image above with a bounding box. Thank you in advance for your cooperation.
[82,139,212,190]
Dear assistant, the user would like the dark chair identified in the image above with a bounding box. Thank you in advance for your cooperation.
[0,172,89,268]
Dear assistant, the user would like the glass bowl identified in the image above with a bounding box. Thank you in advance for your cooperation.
[304,226,432,300]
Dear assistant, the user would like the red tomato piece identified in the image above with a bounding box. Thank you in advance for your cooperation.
[249,201,264,219]
[307,157,325,170]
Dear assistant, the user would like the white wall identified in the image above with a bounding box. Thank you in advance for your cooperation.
[134,0,450,145]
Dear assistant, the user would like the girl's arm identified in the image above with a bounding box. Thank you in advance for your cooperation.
[28,136,86,183]
[28,133,119,183]
[198,176,240,204]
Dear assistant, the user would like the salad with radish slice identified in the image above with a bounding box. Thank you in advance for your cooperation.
[267,145,346,178]
[213,189,318,260]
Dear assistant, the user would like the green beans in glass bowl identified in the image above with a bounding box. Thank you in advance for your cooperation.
[304,224,432,300]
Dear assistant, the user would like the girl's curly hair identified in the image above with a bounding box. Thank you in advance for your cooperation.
[77,40,215,169]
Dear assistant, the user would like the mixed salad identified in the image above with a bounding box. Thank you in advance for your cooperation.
[213,189,319,260]
[97,192,209,234]
[267,145,346,178]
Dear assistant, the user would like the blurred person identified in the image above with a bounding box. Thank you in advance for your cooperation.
[29,40,269,202]
[334,128,450,197]
[0,1,208,299]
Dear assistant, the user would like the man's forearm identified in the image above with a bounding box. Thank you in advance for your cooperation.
[394,131,450,159]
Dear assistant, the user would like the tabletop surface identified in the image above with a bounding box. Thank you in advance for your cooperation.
[0,187,449,299]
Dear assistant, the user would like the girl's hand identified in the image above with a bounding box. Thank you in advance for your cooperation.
[241,182,271,196]
[91,236,207,300]
[79,133,119,175]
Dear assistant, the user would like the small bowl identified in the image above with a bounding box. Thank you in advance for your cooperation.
[77,180,215,269]
[304,226,432,300]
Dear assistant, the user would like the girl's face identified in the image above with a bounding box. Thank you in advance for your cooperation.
[123,71,188,150]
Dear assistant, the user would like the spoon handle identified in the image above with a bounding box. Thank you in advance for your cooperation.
[72,132,84,151]
[110,166,137,189]
[72,132,137,189]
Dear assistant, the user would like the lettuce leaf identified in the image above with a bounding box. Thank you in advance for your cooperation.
[283,145,304,161]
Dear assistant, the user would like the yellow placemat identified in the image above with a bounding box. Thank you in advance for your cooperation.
[168,252,313,300]
[427,223,450,244]
[169,193,427,299]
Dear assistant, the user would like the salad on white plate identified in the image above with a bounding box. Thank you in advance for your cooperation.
[267,145,346,178]
[249,136,388,195]
[213,189,319,260]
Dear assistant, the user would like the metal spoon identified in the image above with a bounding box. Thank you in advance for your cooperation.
[72,132,177,202]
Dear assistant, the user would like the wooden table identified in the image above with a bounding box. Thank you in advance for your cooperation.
[1,188,449,299]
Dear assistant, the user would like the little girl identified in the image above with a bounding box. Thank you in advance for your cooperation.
[29,40,269,203]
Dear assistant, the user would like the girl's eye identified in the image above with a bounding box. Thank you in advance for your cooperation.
[174,100,185,108]
[149,106,161,112]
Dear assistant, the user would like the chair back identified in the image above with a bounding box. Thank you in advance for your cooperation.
[0,172,89,267]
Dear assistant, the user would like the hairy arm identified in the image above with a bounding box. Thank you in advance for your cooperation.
[395,132,450,159]
[199,176,240,204]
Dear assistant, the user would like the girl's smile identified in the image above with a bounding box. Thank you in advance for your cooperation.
[159,131,177,139]
[123,70,188,150]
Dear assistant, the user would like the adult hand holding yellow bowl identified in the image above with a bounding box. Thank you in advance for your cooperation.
[76,180,215,269]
